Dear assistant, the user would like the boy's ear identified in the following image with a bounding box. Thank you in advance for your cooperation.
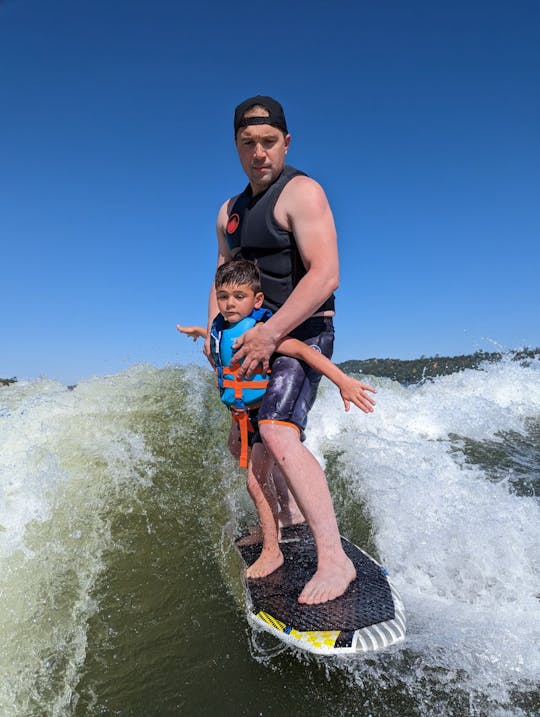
[254,291,264,308]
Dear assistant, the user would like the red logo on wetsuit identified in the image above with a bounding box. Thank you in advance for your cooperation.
[227,213,240,234]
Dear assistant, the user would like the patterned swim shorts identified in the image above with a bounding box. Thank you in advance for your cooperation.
[252,316,335,442]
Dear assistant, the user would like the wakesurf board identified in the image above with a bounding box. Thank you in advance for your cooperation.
[233,523,406,656]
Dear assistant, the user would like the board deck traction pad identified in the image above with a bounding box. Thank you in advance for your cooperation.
[234,523,406,655]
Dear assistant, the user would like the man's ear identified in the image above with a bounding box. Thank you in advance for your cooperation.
[284,133,291,154]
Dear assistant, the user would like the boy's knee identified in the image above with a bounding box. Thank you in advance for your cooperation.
[228,439,240,460]
[228,425,240,458]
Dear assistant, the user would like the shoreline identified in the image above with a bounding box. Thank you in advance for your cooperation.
[2,347,539,388]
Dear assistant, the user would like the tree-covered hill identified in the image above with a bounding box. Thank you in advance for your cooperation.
[338,348,539,384]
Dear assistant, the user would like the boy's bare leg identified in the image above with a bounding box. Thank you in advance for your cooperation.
[227,421,242,460]
[234,525,263,546]
[236,461,305,542]
[270,462,305,527]
[259,423,356,604]
[229,421,304,541]
[227,421,262,545]
[244,443,284,578]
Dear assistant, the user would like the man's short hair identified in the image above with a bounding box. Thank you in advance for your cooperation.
[215,259,262,293]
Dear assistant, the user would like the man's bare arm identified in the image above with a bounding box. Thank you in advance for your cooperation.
[268,176,339,337]
[204,200,234,364]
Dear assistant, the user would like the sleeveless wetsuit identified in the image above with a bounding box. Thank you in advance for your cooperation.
[225,167,335,441]
[225,165,335,315]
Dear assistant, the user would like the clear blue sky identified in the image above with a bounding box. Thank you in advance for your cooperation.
[1,0,538,385]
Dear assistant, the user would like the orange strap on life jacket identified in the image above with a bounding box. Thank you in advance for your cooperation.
[216,365,270,469]
[216,366,268,468]
[219,364,269,399]
[230,408,256,468]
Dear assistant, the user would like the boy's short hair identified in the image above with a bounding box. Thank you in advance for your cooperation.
[215,260,262,293]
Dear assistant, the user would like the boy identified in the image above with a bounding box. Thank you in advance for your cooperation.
[178,260,376,581]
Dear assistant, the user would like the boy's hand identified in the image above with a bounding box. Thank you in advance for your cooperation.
[176,324,216,368]
[176,324,204,341]
[339,377,377,413]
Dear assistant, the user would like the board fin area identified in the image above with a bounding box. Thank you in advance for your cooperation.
[233,523,406,656]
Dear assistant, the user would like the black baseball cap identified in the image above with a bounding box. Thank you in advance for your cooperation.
[234,95,288,137]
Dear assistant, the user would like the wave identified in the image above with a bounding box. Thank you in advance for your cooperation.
[0,358,538,715]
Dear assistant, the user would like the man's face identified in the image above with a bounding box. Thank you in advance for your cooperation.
[235,122,290,194]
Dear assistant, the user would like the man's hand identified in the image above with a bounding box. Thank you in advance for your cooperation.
[231,322,278,377]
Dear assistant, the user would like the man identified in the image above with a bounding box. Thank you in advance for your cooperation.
[205,96,374,604]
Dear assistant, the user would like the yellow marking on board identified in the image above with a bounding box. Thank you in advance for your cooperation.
[256,611,340,650]
[257,611,286,632]
[300,630,340,649]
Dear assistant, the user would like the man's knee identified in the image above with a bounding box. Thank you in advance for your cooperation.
[259,421,301,454]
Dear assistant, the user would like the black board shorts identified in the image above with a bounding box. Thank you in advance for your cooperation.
[251,316,335,443]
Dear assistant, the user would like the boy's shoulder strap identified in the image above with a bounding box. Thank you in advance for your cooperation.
[249,307,273,323]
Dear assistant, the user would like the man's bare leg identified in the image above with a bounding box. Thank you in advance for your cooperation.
[244,443,284,578]
[259,422,355,604]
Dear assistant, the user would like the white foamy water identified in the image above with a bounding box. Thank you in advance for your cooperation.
[307,356,540,710]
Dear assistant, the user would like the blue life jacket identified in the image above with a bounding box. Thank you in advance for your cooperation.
[210,307,273,468]
[210,307,273,410]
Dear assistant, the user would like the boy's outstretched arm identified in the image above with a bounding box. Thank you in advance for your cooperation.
[176,324,208,341]
[276,337,377,414]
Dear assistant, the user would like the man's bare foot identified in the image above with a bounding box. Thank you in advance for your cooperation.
[297,555,356,604]
[246,547,284,579]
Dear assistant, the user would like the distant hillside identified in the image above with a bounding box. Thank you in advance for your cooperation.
[338,348,540,384]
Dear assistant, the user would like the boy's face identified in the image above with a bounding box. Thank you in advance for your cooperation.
[216,283,263,325]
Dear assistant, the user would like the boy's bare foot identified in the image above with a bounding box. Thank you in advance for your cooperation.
[236,526,263,546]
[246,547,284,579]
[279,512,306,528]
[297,555,356,605]
[278,509,305,529]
